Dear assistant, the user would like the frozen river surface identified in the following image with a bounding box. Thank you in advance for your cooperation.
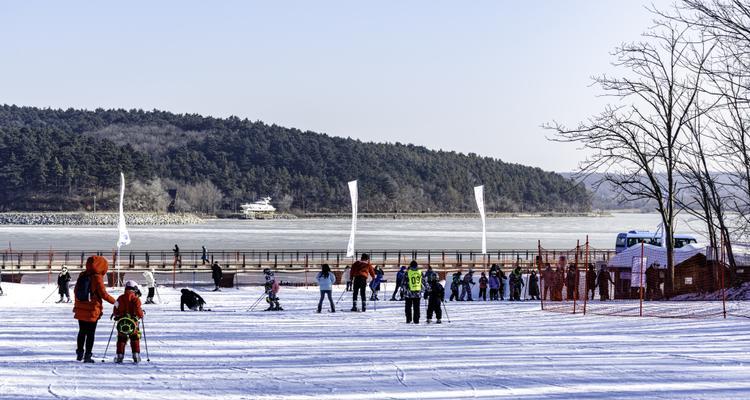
[0,213,706,251]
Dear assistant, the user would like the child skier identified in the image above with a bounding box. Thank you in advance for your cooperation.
[369,265,384,301]
[180,288,206,311]
[142,269,156,304]
[112,280,144,363]
[390,265,406,301]
[316,264,336,313]
[57,266,71,303]
[264,268,282,311]
[425,273,444,324]
[459,269,475,301]
[488,272,500,301]
[478,272,488,301]
[528,270,540,300]
[511,266,524,301]
[449,271,462,301]
[498,269,507,300]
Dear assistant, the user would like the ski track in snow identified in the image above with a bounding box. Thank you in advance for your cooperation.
[2,283,750,399]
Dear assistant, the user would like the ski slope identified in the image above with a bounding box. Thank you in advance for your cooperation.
[2,283,750,399]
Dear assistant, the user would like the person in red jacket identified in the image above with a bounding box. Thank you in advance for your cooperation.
[73,255,116,363]
[113,280,145,363]
[350,254,375,312]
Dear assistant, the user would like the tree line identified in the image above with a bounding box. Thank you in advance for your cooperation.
[0,105,590,214]
[547,0,750,291]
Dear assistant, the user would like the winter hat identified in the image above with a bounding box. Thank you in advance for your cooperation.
[61,266,68,272]
[125,280,139,290]
[409,260,418,268]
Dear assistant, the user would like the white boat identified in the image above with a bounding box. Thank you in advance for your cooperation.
[240,197,276,219]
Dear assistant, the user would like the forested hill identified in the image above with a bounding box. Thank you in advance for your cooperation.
[0,105,590,213]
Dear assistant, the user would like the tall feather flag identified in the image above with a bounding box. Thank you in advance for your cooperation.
[474,185,487,254]
[346,180,358,258]
[116,172,130,286]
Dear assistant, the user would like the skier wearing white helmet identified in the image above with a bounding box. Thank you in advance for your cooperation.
[142,269,156,304]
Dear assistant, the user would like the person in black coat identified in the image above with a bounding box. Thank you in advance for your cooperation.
[426,274,445,324]
[180,288,206,311]
[57,266,72,303]
[211,261,223,292]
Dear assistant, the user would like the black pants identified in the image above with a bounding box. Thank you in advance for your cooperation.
[148,287,155,299]
[214,278,221,288]
[449,288,459,301]
[318,290,334,311]
[479,287,487,300]
[489,288,498,300]
[405,297,421,323]
[426,298,441,321]
[352,277,367,307]
[346,281,352,291]
[77,320,98,355]
[391,280,402,299]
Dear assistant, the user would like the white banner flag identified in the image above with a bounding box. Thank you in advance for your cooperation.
[474,185,487,254]
[631,256,648,287]
[117,172,131,248]
[346,180,358,257]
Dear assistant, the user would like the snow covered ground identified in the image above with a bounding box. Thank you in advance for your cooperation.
[2,283,750,399]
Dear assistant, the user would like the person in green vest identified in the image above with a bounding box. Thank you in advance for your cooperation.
[401,260,426,324]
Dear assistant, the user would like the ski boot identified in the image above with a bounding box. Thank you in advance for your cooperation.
[351,303,358,312]
[361,305,366,312]
[114,354,124,364]
[76,349,84,361]
[133,353,141,364]
[436,319,442,324]
[55,297,64,303]
[83,353,94,363]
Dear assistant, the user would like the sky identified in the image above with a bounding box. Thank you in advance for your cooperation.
[0,0,670,172]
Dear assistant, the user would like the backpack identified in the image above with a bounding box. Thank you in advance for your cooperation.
[75,274,92,302]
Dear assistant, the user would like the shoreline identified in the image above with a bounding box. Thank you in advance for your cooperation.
[0,212,202,226]
[0,210,616,225]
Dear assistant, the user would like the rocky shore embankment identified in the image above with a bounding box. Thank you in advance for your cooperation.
[0,212,202,225]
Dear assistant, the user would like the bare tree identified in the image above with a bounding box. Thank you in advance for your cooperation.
[545,21,712,295]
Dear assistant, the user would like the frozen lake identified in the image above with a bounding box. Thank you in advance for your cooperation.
[1,283,749,399]
[0,213,707,251]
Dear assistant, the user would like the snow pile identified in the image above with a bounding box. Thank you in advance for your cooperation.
[2,283,750,399]
[672,281,750,301]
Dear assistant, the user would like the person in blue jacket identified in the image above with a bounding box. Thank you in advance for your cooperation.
[316,264,336,313]
[390,266,407,301]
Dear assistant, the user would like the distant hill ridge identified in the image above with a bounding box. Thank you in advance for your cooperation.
[0,105,590,213]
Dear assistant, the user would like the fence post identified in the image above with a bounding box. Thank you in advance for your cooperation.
[583,236,589,315]
[721,235,727,319]
[572,241,579,314]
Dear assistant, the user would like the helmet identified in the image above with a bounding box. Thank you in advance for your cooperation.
[428,274,438,283]
[125,280,139,290]
[61,266,68,272]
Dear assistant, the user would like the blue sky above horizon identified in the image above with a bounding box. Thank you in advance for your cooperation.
[0,1,670,171]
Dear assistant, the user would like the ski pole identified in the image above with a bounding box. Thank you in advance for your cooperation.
[140,317,150,362]
[335,288,347,306]
[101,319,117,362]
[441,300,451,323]
[248,292,265,311]
[155,286,163,304]
[42,287,58,303]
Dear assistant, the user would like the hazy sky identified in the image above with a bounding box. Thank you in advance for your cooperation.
[0,1,669,172]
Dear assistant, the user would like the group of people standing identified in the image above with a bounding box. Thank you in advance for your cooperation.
[540,256,615,302]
